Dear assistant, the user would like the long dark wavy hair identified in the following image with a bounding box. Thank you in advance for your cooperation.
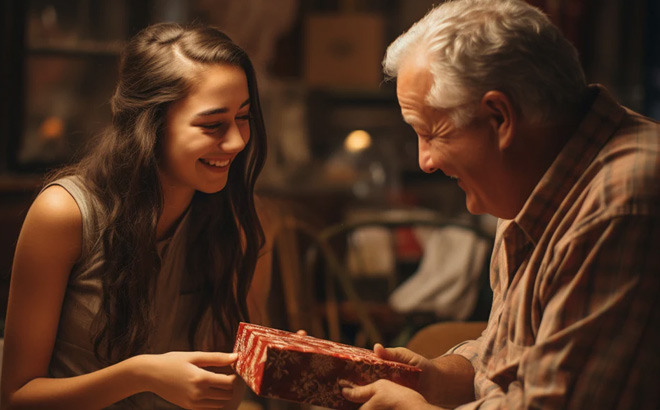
[47,23,267,363]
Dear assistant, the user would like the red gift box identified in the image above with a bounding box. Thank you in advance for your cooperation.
[232,322,421,410]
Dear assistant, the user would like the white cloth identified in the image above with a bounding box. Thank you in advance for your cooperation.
[346,226,395,277]
[388,226,490,320]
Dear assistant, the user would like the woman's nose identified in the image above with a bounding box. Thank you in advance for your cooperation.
[221,123,247,153]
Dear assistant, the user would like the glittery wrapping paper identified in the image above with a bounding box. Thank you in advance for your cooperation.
[232,322,421,410]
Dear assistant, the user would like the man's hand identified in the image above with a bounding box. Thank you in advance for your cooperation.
[374,344,428,367]
[373,344,441,403]
[374,343,476,408]
[340,379,439,410]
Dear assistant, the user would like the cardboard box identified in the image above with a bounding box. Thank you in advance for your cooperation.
[233,322,421,410]
[304,14,385,90]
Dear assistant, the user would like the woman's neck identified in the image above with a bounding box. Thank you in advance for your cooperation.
[157,184,194,241]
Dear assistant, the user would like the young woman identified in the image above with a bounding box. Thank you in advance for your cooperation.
[1,23,271,409]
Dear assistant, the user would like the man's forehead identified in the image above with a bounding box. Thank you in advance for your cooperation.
[396,51,433,87]
[396,61,434,110]
[401,111,424,126]
[396,71,433,98]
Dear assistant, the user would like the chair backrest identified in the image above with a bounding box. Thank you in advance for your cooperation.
[311,208,494,347]
[406,321,488,359]
[266,198,326,337]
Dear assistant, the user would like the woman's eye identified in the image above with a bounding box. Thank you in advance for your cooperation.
[200,123,222,130]
[236,114,251,121]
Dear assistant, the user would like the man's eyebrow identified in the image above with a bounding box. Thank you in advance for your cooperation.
[196,98,250,117]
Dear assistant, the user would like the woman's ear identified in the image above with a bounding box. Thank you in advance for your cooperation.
[480,90,517,151]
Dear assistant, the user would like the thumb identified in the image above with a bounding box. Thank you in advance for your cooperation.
[340,380,375,404]
[374,344,420,366]
[189,351,238,367]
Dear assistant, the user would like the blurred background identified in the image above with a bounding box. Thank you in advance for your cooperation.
[0,0,659,368]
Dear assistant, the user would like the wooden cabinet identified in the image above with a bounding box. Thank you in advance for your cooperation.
[0,0,150,332]
[1,0,150,173]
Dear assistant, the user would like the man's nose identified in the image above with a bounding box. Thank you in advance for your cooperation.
[418,139,436,174]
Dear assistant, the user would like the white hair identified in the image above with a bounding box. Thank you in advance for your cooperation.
[383,0,587,127]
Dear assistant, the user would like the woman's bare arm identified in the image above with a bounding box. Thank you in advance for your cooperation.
[1,186,239,409]
[0,185,147,409]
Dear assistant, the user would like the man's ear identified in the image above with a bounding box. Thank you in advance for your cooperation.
[480,90,517,151]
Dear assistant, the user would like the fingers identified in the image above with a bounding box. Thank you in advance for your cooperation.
[189,352,239,367]
[374,344,417,365]
[374,343,388,358]
[203,372,238,389]
[339,379,375,404]
[188,379,237,409]
[296,329,307,336]
[204,386,235,400]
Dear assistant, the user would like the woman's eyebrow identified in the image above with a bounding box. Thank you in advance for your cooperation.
[196,98,250,117]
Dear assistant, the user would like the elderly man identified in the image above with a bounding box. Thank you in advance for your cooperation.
[340,0,660,409]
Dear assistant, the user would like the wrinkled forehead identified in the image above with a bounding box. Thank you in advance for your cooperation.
[396,59,435,117]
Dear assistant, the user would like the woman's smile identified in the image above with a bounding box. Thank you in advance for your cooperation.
[199,157,231,171]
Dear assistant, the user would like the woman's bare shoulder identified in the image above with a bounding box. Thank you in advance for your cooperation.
[17,184,83,263]
[32,185,82,227]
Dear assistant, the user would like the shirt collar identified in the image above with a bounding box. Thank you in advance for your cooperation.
[513,85,626,245]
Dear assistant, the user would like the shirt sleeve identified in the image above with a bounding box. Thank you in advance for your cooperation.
[457,213,660,410]
[448,336,484,366]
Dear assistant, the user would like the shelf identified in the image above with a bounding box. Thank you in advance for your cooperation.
[27,40,124,57]
[0,174,43,193]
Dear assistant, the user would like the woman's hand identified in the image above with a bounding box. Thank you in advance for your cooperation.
[142,351,240,409]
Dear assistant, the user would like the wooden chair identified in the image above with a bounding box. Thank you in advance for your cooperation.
[311,209,493,347]
[267,198,326,337]
[406,321,487,359]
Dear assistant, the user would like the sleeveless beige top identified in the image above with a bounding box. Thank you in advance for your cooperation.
[46,176,227,409]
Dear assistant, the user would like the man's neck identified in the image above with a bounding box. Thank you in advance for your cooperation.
[502,109,589,219]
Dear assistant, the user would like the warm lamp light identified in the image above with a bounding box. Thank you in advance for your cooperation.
[344,129,372,153]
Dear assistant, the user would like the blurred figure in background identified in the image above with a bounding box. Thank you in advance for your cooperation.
[2,23,272,409]
[340,0,660,408]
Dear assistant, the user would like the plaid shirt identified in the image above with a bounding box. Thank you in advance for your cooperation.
[450,85,660,409]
